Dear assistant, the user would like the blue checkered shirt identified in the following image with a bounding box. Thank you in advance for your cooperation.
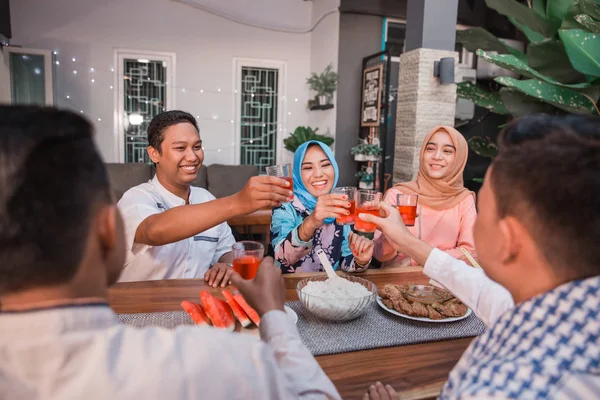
[441,275,600,399]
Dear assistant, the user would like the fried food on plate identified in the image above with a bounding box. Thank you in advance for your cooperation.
[378,283,468,320]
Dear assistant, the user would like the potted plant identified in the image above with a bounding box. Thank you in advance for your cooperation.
[351,143,382,161]
[283,126,334,153]
[306,64,338,106]
[356,167,375,190]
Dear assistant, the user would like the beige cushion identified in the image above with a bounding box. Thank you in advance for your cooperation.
[207,164,259,198]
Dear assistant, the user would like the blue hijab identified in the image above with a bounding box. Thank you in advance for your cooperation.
[293,140,339,224]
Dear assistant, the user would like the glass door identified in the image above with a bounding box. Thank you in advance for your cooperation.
[1,47,53,105]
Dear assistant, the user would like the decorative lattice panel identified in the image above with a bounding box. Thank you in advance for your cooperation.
[239,67,279,172]
[123,59,167,163]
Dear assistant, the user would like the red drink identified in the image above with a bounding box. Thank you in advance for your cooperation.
[354,206,379,233]
[232,255,261,279]
[397,205,417,226]
[282,176,294,192]
[336,200,356,225]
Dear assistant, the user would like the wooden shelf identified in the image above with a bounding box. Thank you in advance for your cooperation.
[309,104,334,111]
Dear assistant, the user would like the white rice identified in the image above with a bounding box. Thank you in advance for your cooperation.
[302,279,371,299]
[301,278,372,318]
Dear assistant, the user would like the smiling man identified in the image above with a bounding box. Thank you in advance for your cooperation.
[118,111,291,285]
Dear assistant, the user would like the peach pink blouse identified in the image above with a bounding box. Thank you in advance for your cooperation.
[374,187,477,266]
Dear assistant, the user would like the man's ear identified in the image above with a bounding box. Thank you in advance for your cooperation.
[96,205,118,260]
[147,145,160,164]
[498,216,524,265]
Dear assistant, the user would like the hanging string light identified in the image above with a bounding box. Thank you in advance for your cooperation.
[53,53,324,153]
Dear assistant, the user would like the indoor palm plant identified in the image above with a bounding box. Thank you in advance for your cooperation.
[306,64,339,106]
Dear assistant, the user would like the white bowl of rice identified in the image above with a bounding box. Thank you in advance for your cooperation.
[296,275,378,321]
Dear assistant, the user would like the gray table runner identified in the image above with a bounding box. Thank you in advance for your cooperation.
[117,301,485,356]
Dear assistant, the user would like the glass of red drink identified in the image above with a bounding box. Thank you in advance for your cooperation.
[265,163,293,196]
[232,241,264,280]
[332,186,357,225]
[354,190,382,234]
[396,193,418,226]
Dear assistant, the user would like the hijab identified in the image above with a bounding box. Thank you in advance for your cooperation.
[394,126,475,210]
[293,140,339,224]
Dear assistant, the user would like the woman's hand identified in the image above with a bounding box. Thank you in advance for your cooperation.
[306,193,350,229]
[349,231,374,267]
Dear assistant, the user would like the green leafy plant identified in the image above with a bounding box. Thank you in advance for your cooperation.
[283,126,334,153]
[456,0,600,118]
[355,170,375,185]
[351,143,382,156]
[306,64,338,97]
[468,136,499,159]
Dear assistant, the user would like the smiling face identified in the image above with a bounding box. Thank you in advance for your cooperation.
[422,131,457,180]
[148,122,204,187]
[301,145,335,197]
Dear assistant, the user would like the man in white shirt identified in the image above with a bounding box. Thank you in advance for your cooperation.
[0,106,340,400]
[361,114,600,400]
[118,110,292,286]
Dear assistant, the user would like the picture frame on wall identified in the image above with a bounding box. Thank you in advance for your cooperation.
[361,64,383,127]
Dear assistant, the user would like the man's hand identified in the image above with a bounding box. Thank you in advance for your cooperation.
[232,176,293,215]
[230,257,285,316]
[349,231,374,266]
[204,263,234,288]
[363,382,399,400]
[360,202,434,267]
[306,193,350,228]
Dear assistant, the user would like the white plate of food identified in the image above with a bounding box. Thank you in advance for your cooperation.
[377,283,472,323]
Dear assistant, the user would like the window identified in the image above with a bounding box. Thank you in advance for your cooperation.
[0,47,53,105]
[234,59,285,172]
[115,50,175,163]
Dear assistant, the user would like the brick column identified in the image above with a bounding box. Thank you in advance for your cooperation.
[393,49,458,182]
[393,0,459,183]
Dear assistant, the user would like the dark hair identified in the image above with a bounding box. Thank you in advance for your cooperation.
[491,114,600,279]
[146,110,199,152]
[0,106,111,295]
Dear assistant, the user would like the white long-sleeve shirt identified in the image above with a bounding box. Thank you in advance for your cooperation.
[423,249,515,327]
[0,304,341,400]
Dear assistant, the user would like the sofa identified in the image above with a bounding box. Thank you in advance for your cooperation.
[105,163,260,201]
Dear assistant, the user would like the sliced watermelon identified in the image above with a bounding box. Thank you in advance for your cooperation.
[232,292,261,327]
[200,290,235,332]
[181,301,211,326]
[222,289,252,328]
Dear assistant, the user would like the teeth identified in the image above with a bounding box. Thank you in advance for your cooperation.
[312,181,327,187]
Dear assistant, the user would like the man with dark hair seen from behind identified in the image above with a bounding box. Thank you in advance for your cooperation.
[117,110,292,286]
[362,115,600,400]
[0,106,340,399]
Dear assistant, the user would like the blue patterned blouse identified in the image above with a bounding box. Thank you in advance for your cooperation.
[270,197,363,274]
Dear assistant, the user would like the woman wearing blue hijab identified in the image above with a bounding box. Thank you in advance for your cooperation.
[270,141,374,273]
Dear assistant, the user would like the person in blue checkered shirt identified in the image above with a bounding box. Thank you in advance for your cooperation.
[361,115,600,400]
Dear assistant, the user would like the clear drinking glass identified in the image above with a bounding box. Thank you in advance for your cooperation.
[232,241,264,280]
[354,190,382,234]
[265,163,293,191]
[332,186,357,225]
[396,193,418,226]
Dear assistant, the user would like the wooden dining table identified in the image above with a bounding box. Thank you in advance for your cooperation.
[108,266,474,400]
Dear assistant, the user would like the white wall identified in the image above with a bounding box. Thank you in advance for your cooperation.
[9,0,340,165]
[308,0,340,147]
